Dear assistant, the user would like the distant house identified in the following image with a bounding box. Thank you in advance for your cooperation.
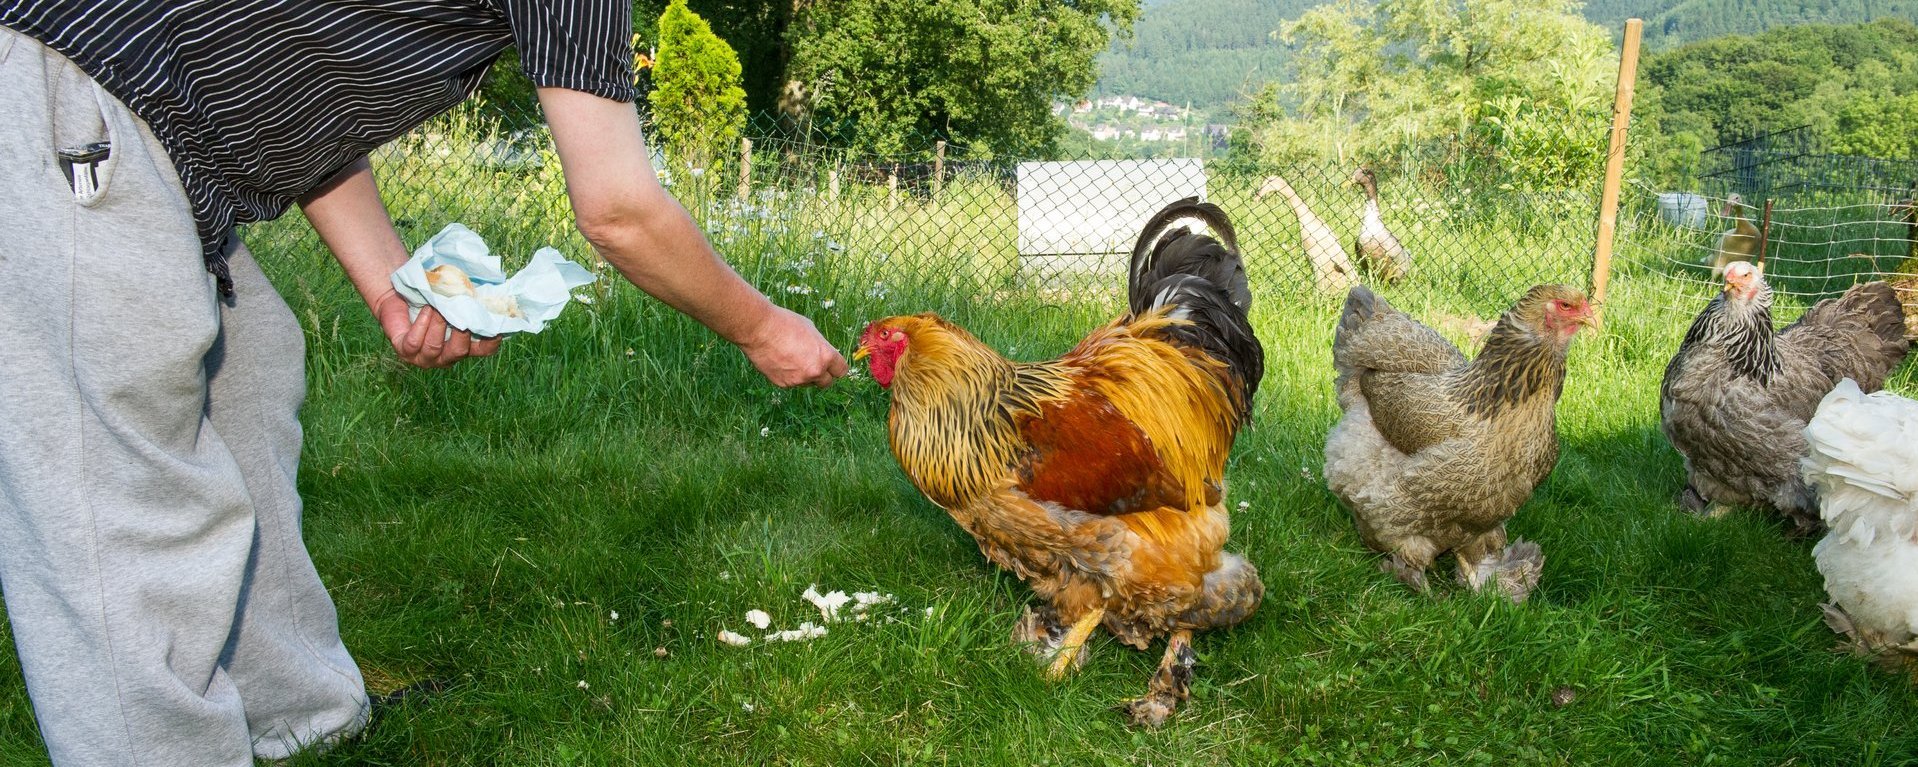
[1166,128,1188,142]
[1119,96,1143,112]
[1090,125,1121,142]
[1140,129,1164,142]
[1097,96,1123,110]
[1073,99,1093,114]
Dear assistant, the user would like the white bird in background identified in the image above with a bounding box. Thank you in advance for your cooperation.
[1257,174,1357,293]
[1802,378,1918,677]
[1351,167,1411,283]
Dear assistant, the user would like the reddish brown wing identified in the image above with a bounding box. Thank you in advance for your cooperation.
[1012,391,1196,515]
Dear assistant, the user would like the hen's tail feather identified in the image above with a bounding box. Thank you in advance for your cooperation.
[1128,197,1250,314]
[1790,280,1910,389]
[1126,198,1265,416]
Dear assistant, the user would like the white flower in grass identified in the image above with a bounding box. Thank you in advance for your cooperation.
[576,680,590,690]
[716,629,753,647]
[573,293,594,305]
[827,240,846,253]
[759,427,771,438]
[1237,501,1250,511]
[610,610,619,621]
[821,299,836,310]
[689,167,706,178]
[741,701,756,713]
[745,609,772,630]
[813,230,827,240]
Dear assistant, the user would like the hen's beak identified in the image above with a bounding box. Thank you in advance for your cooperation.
[1576,307,1599,329]
[852,344,871,362]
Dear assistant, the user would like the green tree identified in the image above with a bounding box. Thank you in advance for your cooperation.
[1236,0,1614,187]
[649,0,748,166]
[782,0,1141,157]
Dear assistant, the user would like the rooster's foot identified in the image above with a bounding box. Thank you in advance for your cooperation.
[1013,605,1064,651]
[1678,485,1710,515]
[1046,607,1105,680]
[1122,630,1195,728]
[1491,539,1544,604]
[1380,554,1430,594]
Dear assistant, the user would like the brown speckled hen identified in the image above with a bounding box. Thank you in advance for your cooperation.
[1660,261,1908,530]
[855,198,1265,727]
[1324,284,1594,602]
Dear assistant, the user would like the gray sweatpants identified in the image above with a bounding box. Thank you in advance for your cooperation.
[0,29,368,765]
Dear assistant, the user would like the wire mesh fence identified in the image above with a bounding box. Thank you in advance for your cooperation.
[1614,159,1917,327]
[241,103,1606,343]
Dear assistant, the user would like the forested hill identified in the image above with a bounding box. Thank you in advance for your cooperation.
[1090,0,1316,113]
[1584,0,1918,48]
[1096,0,1918,113]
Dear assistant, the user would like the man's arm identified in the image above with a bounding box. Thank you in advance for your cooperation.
[298,158,501,368]
[536,87,847,388]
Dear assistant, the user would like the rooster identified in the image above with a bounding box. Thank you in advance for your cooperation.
[1802,379,1918,679]
[854,198,1265,727]
[1660,261,1908,530]
[1324,284,1595,602]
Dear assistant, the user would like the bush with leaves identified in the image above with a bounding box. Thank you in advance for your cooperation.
[649,0,747,168]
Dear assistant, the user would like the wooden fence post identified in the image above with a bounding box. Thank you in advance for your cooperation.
[737,137,752,201]
[1590,18,1643,328]
[888,164,898,209]
[933,140,946,197]
[828,165,840,202]
[1755,198,1775,272]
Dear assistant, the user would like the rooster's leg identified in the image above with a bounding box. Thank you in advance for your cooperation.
[1678,484,1710,515]
[1454,528,1509,591]
[1123,629,1195,728]
[1012,604,1065,657]
[1382,539,1437,594]
[1046,607,1106,680]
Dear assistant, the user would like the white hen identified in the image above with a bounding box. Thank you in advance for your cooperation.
[1802,378,1918,674]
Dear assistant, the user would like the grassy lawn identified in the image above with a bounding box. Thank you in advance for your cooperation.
[1,178,1914,765]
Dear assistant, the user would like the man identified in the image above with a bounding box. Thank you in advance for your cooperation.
[0,2,847,764]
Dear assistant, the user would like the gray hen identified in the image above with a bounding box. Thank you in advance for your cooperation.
[1660,261,1909,530]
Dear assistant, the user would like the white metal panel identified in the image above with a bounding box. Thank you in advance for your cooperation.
[1015,159,1207,259]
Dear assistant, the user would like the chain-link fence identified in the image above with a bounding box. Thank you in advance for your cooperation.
[1613,131,1917,326]
[242,103,1604,340]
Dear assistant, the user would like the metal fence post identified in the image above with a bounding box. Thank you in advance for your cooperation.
[828,165,840,202]
[888,165,898,209]
[1591,18,1642,327]
[738,137,752,201]
[933,140,946,197]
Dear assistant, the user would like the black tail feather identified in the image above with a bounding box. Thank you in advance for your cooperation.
[1125,198,1264,417]
[1127,197,1251,315]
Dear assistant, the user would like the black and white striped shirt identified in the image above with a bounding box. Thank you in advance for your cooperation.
[1,0,635,295]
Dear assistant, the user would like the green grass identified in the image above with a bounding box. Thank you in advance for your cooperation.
[1,137,1915,766]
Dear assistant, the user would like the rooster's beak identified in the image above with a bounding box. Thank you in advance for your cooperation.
[852,344,871,362]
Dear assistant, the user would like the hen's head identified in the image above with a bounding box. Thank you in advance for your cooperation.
[1721,193,1746,218]
[1721,260,1768,306]
[855,321,912,388]
[857,314,969,389]
[1508,284,1597,343]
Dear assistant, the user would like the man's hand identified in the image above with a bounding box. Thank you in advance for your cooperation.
[370,289,502,369]
[738,306,849,388]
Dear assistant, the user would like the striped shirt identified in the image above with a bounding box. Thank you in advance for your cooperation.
[1,0,636,295]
